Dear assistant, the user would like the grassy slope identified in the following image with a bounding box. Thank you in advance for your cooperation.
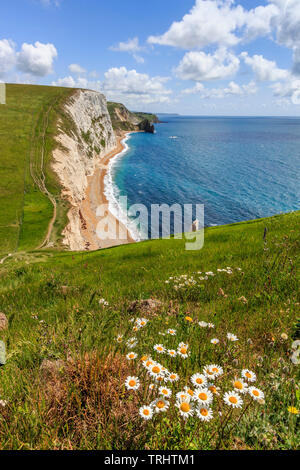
[0,84,74,256]
[0,211,299,449]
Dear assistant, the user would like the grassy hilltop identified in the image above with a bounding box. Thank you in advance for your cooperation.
[0,84,299,450]
[0,211,299,449]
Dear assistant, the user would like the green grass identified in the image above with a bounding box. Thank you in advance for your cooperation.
[0,211,299,449]
[0,84,74,256]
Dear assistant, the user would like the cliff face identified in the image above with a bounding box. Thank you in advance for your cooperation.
[52,89,116,250]
[107,101,158,136]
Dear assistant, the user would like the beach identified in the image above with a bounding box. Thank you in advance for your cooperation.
[79,131,136,250]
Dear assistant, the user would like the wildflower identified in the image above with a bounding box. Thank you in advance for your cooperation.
[211,338,219,344]
[132,325,140,332]
[168,372,180,383]
[125,376,140,391]
[185,316,193,323]
[196,406,213,422]
[288,406,299,415]
[99,298,109,306]
[233,379,248,394]
[176,398,194,419]
[116,335,123,343]
[159,386,172,398]
[191,373,207,388]
[281,333,288,341]
[242,369,257,382]
[143,358,154,369]
[149,383,155,391]
[154,344,165,354]
[223,391,243,408]
[176,391,190,401]
[207,383,220,395]
[203,364,223,380]
[227,333,238,342]
[137,318,148,328]
[248,387,265,401]
[127,337,138,349]
[152,398,169,413]
[141,355,149,362]
[154,374,165,383]
[167,349,177,357]
[126,352,137,360]
[167,328,176,336]
[177,342,189,358]
[184,386,195,398]
[199,321,208,327]
[139,406,153,420]
[208,323,215,329]
[194,388,213,405]
[149,363,164,378]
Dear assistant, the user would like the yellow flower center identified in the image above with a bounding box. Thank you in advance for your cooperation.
[157,376,164,382]
[200,408,208,416]
[157,401,165,409]
[141,356,148,362]
[252,390,259,397]
[141,321,146,325]
[209,386,217,394]
[198,392,208,401]
[229,396,238,404]
[152,366,160,374]
[180,402,191,413]
[185,316,193,322]
[129,380,136,387]
[170,374,176,380]
[180,347,187,354]
[143,409,150,416]
[245,372,252,379]
[196,378,203,385]
[162,389,168,395]
[234,381,243,390]
[212,367,219,373]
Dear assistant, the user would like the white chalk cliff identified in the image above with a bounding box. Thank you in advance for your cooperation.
[52,89,116,250]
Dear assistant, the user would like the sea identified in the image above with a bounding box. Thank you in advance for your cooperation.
[104,116,300,240]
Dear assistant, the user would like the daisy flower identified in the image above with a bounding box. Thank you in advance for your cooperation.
[137,318,148,328]
[176,391,190,402]
[207,383,220,395]
[168,372,180,383]
[167,349,177,357]
[248,387,264,401]
[203,364,223,379]
[167,328,176,336]
[152,398,169,413]
[233,379,248,394]
[132,325,140,332]
[127,337,138,349]
[154,374,165,384]
[242,369,257,382]
[154,344,165,354]
[211,338,219,345]
[139,406,153,420]
[125,376,140,391]
[208,323,215,329]
[116,335,123,343]
[199,321,208,327]
[191,373,207,388]
[227,333,238,342]
[177,342,190,358]
[159,386,172,398]
[196,406,213,422]
[148,363,164,378]
[176,398,194,419]
[194,388,213,406]
[149,383,155,391]
[184,386,195,398]
[126,352,137,360]
[223,391,243,408]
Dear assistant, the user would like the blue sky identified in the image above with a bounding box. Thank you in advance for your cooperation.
[1,0,300,115]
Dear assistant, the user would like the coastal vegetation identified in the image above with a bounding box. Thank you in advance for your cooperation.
[0,210,299,449]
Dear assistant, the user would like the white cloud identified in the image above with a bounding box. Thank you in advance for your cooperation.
[175,48,240,82]
[241,52,289,81]
[183,80,257,98]
[39,0,61,6]
[17,41,57,76]
[0,39,16,76]
[271,78,300,105]
[148,0,279,49]
[52,75,101,91]
[110,37,145,64]
[69,63,86,74]
[102,66,171,105]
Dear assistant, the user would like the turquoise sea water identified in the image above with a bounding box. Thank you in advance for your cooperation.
[107,116,300,239]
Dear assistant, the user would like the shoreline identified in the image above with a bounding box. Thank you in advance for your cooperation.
[79,131,136,250]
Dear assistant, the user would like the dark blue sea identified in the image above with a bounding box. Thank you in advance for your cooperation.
[105,116,300,239]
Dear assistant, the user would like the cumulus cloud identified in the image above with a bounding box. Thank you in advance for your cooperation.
[52,75,101,91]
[148,0,279,49]
[68,63,86,74]
[17,41,57,76]
[183,80,257,98]
[241,52,289,81]
[110,37,145,64]
[271,78,300,105]
[175,48,240,82]
[0,39,16,76]
[102,66,171,105]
